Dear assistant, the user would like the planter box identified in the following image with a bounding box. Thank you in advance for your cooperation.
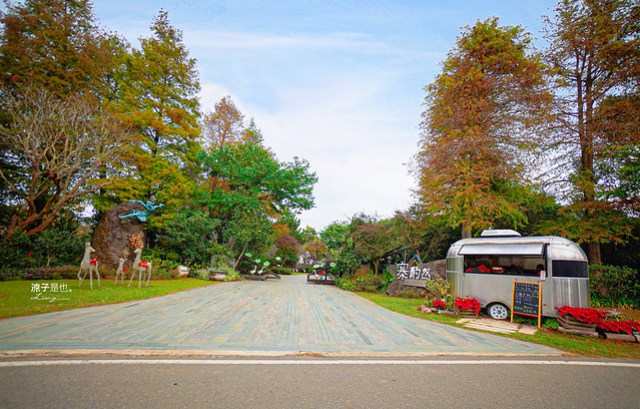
[557,326,599,338]
[556,314,597,331]
[604,333,638,342]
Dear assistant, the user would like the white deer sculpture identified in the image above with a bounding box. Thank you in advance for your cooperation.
[78,242,100,289]
[114,257,126,286]
[128,247,152,288]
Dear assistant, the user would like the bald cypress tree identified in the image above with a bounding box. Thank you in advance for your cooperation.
[418,18,553,238]
[102,10,201,228]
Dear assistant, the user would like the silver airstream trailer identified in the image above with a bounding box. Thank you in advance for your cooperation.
[446,230,590,319]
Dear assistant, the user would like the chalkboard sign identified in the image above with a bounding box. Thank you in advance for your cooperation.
[511,281,542,328]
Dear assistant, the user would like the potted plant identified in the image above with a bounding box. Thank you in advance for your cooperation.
[453,297,481,317]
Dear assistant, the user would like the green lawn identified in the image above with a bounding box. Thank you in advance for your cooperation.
[357,292,640,360]
[0,278,218,319]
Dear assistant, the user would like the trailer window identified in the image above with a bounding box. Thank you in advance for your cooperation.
[464,255,545,277]
[552,260,588,278]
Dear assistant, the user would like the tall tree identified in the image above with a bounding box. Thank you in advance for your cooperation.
[320,221,351,257]
[0,85,129,237]
[275,234,301,264]
[202,96,245,147]
[242,118,265,146]
[0,0,121,229]
[418,18,553,238]
[392,205,428,258]
[542,0,640,263]
[0,0,112,97]
[103,10,201,223]
[352,221,395,274]
[198,141,317,261]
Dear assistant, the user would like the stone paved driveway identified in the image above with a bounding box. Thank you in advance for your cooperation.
[0,275,559,356]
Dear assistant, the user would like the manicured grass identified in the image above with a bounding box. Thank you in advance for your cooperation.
[0,278,218,319]
[357,292,640,360]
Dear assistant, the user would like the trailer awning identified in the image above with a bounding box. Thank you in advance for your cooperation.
[459,244,544,256]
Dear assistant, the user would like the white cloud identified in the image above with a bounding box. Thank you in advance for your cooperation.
[185,30,396,54]
[207,66,421,229]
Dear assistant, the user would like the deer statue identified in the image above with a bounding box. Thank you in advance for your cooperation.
[78,242,100,289]
[114,257,126,286]
[128,233,151,288]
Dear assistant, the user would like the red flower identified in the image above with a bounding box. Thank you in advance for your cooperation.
[433,299,447,309]
[454,297,481,315]
[557,306,640,335]
[557,306,607,325]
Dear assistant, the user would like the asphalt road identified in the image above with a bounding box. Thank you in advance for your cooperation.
[1,358,639,409]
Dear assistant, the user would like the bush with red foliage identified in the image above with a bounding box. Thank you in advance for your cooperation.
[454,297,481,315]
[432,299,447,310]
[557,306,640,335]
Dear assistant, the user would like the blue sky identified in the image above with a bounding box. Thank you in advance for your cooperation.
[92,0,556,230]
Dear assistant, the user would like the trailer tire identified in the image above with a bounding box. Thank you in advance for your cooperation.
[487,303,509,320]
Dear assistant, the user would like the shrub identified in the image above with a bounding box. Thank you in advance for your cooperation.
[269,266,294,275]
[589,264,640,307]
[380,270,394,292]
[335,248,360,276]
[224,268,241,282]
[335,274,386,293]
[354,274,385,292]
[193,269,211,280]
[395,289,425,299]
[156,210,220,266]
[336,277,357,292]
[425,278,450,298]
[0,231,86,270]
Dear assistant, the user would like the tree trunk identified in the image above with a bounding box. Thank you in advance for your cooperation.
[462,221,472,239]
[587,242,601,265]
[233,245,247,270]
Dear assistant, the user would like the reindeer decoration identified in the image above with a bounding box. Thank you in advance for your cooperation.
[78,242,100,289]
[114,257,126,286]
[128,233,152,288]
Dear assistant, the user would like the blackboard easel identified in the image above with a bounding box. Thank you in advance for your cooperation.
[511,280,542,328]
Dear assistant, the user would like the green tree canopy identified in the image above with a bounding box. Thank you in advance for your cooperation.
[156,209,219,266]
[198,141,317,264]
[199,142,316,219]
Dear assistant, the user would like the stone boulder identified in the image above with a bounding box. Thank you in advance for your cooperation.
[93,202,147,271]
[385,259,447,296]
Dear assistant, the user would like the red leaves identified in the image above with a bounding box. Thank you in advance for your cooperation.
[454,297,481,315]
[597,320,639,335]
[557,306,606,324]
[433,299,447,309]
[557,306,640,335]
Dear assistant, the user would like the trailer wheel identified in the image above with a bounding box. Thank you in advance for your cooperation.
[487,303,509,320]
